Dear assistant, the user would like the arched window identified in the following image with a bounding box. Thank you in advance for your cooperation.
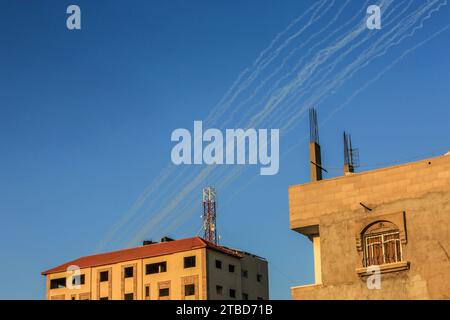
[362,221,402,267]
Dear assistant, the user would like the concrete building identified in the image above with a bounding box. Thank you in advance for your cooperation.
[41,237,268,300]
[289,153,450,299]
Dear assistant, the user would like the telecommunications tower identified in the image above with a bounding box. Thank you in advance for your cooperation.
[202,187,217,244]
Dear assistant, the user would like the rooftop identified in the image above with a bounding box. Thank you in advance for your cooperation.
[42,237,242,275]
[289,154,450,234]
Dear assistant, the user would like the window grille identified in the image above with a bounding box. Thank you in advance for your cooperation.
[363,231,402,267]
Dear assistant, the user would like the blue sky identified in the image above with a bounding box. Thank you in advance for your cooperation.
[0,0,449,299]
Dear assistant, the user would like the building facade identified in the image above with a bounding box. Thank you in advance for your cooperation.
[289,154,450,299]
[42,237,269,300]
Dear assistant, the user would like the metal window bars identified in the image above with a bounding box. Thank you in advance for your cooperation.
[363,231,402,267]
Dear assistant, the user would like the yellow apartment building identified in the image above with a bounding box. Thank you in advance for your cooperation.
[41,237,269,300]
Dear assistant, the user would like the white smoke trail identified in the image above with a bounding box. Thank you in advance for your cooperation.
[96,1,326,249]
[272,0,435,129]
[127,0,396,244]
[234,0,370,129]
[205,0,328,127]
[271,0,412,126]
[278,21,450,169]
[194,11,450,222]
[155,0,448,239]
[108,0,446,248]
[279,0,446,132]
[243,1,395,130]
[322,23,450,126]
[223,0,349,129]
[127,165,215,245]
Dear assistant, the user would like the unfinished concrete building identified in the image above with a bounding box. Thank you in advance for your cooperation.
[289,109,450,299]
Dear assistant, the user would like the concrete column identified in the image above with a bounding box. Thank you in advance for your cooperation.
[313,236,322,284]
[309,142,323,181]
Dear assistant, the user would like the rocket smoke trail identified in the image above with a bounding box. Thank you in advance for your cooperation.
[96,0,449,250]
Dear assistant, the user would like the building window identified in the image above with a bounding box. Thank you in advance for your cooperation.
[99,297,109,300]
[124,266,134,278]
[241,269,248,278]
[363,231,402,267]
[362,222,402,267]
[99,271,109,282]
[146,262,167,274]
[72,274,85,286]
[158,281,171,300]
[159,288,169,297]
[242,293,249,300]
[229,289,236,298]
[124,293,134,300]
[184,284,195,296]
[79,293,90,300]
[216,285,223,295]
[257,274,262,282]
[215,260,222,269]
[145,285,150,299]
[228,264,235,273]
[184,256,196,268]
[50,277,66,289]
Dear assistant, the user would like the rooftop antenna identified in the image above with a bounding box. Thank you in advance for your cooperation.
[309,108,326,181]
[343,131,359,174]
[202,187,217,244]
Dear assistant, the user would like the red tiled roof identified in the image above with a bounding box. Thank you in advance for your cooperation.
[41,237,242,275]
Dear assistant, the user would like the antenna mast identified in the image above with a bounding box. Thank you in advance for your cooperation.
[309,108,325,181]
[202,187,217,244]
[343,131,359,174]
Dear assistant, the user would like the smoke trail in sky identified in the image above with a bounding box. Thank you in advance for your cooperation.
[204,0,328,127]
[157,0,447,242]
[321,22,450,126]
[132,0,446,248]
[164,20,450,238]
[223,0,351,129]
[97,0,448,250]
[96,0,327,250]
[279,0,447,132]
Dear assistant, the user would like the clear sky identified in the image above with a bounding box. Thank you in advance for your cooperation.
[0,0,449,299]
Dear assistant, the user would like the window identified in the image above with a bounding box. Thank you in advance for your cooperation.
[229,289,236,298]
[257,274,262,282]
[99,271,109,282]
[50,277,66,289]
[124,266,134,278]
[215,260,222,269]
[159,288,169,297]
[79,293,90,300]
[124,293,134,300]
[146,262,167,274]
[184,284,195,296]
[216,285,223,295]
[99,297,109,300]
[363,222,402,267]
[158,281,170,300]
[72,274,85,286]
[228,264,235,273]
[242,293,249,300]
[145,285,150,299]
[184,256,196,268]
[241,269,248,278]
